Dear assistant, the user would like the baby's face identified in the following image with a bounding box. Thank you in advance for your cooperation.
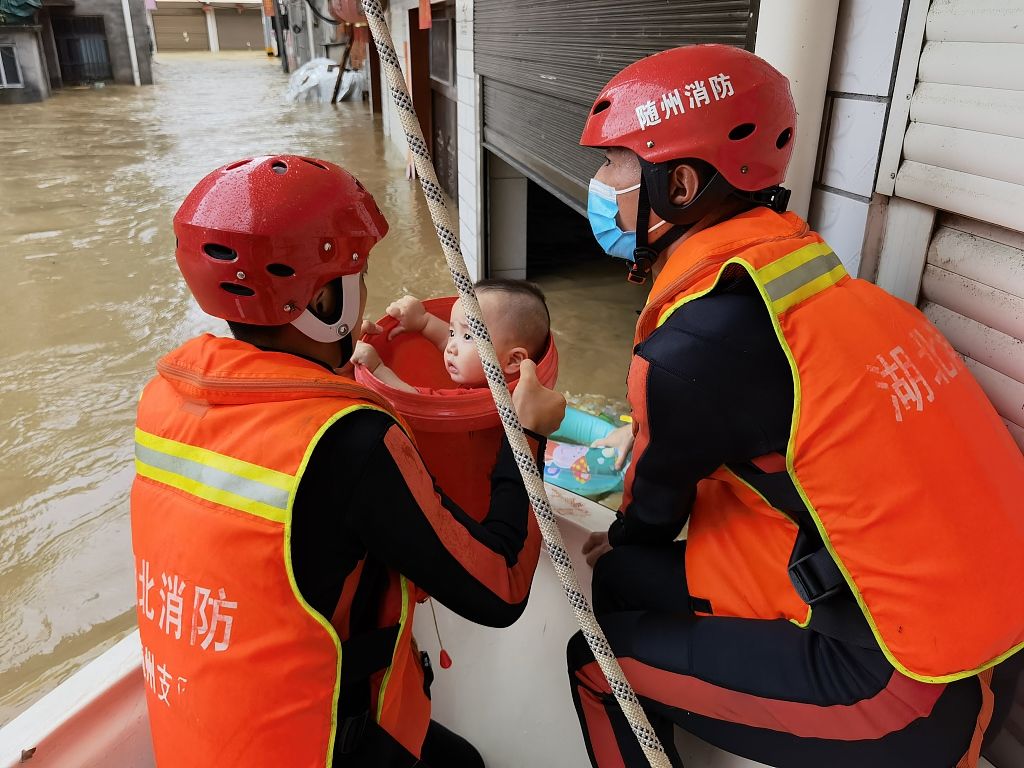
[444,297,520,386]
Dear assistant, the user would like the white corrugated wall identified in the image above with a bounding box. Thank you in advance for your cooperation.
[880,0,1024,449]
[892,0,1024,232]
[919,215,1024,447]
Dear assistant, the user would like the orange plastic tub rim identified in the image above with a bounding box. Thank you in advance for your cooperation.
[355,297,559,521]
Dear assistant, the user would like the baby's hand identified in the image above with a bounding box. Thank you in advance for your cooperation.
[386,295,428,340]
[592,424,635,471]
[351,341,382,372]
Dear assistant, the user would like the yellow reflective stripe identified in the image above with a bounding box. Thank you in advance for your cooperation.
[755,241,831,283]
[655,243,844,327]
[770,262,847,314]
[376,574,411,722]
[756,242,847,315]
[135,455,291,523]
[135,428,293,493]
[134,428,296,523]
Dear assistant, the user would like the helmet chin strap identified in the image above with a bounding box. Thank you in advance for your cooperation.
[628,159,790,285]
[289,273,362,343]
[628,179,692,285]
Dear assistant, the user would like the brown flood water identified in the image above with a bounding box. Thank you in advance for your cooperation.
[0,52,640,723]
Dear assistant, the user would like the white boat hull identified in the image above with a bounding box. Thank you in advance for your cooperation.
[0,485,1003,768]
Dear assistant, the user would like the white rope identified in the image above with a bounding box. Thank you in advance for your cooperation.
[358,2,671,765]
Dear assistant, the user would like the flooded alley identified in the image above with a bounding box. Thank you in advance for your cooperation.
[0,52,638,723]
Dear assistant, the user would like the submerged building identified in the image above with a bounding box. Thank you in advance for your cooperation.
[1,0,151,103]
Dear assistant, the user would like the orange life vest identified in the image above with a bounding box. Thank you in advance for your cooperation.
[131,334,429,767]
[632,207,1024,683]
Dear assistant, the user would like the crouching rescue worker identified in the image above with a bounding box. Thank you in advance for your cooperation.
[568,45,1024,767]
[129,156,565,767]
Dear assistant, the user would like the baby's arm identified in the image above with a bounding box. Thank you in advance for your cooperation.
[420,313,450,351]
[351,341,419,394]
[387,295,450,351]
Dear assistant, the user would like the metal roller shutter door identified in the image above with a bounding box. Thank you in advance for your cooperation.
[152,10,210,51]
[475,0,758,212]
[215,9,264,51]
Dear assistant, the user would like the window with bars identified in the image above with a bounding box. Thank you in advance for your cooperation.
[0,45,22,87]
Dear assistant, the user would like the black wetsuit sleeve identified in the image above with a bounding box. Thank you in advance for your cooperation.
[291,408,544,628]
[610,279,794,547]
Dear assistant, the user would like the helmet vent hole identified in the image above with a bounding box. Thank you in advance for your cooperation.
[271,161,288,175]
[203,243,237,261]
[776,128,793,149]
[266,263,295,277]
[220,282,255,297]
[592,99,611,115]
[301,158,327,170]
[225,159,252,170]
[728,123,756,141]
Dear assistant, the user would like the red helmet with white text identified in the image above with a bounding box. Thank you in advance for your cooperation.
[581,44,796,190]
[581,45,796,282]
[173,155,388,342]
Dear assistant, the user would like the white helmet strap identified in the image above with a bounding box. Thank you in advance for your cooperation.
[289,272,362,344]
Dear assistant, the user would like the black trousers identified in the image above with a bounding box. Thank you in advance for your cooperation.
[567,542,1008,768]
[341,719,485,768]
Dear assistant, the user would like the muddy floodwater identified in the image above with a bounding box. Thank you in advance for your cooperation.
[0,53,640,723]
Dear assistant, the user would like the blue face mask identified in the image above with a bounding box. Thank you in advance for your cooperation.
[587,178,641,261]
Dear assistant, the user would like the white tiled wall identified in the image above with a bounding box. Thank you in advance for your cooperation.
[827,0,904,97]
[809,0,909,278]
[809,187,872,275]
[820,97,888,199]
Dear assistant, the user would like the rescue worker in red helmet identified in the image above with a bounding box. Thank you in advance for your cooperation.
[568,45,1024,767]
[130,156,564,767]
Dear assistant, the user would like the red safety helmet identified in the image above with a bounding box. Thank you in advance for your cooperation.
[581,45,796,283]
[173,155,388,342]
[581,44,796,191]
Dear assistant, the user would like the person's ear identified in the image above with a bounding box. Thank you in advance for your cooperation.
[668,163,701,207]
[503,346,529,375]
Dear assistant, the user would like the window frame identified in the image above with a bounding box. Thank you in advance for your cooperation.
[0,44,24,88]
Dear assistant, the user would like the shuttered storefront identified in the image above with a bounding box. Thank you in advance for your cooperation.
[215,8,264,51]
[152,8,210,51]
[889,1,1024,450]
[474,0,758,212]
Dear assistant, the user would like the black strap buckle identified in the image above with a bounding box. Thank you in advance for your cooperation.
[788,548,845,605]
[336,711,369,755]
[628,247,655,285]
[740,185,791,213]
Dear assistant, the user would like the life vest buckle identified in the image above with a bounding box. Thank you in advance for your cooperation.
[788,548,846,606]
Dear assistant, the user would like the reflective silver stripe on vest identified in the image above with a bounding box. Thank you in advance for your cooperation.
[763,250,843,303]
[135,443,291,511]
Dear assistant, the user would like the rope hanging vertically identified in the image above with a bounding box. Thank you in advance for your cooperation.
[357,2,671,765]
